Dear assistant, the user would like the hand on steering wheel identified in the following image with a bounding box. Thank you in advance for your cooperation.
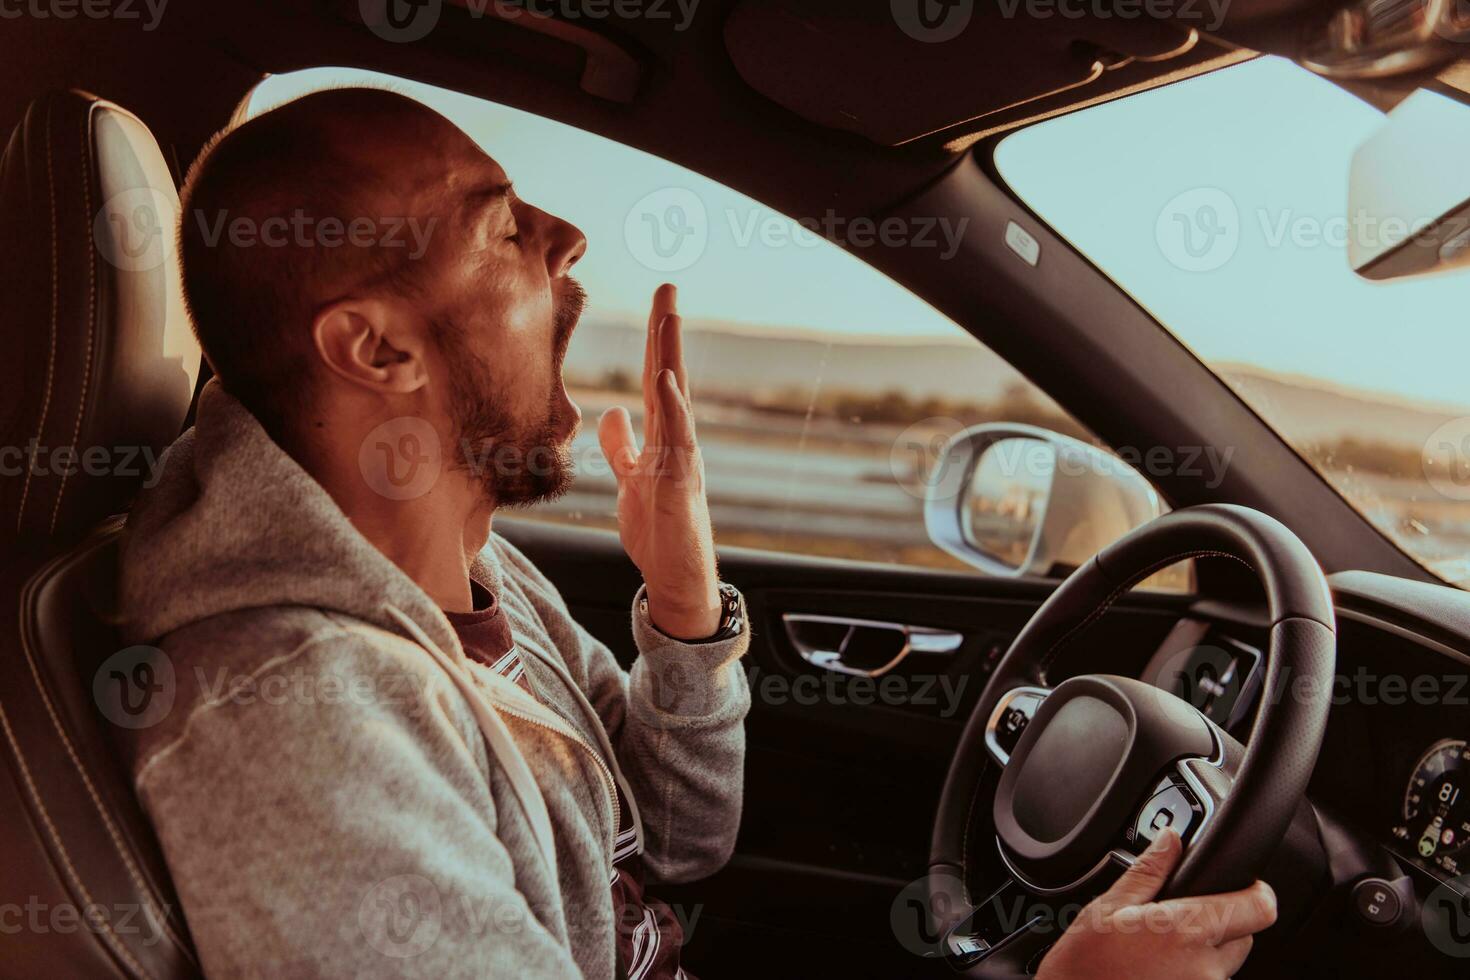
[1036,830,1277,980]
[925,504,1334,977]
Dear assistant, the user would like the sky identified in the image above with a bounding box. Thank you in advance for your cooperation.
[251,58,1470,410]
[997,56,1470,412]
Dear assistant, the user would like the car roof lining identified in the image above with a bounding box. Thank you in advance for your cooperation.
[939,46,1256,152]
[721,0,1248,149]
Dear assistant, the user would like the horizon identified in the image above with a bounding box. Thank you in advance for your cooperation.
[566,311,1470,418]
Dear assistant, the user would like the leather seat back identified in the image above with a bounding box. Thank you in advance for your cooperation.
[0,90,201,978]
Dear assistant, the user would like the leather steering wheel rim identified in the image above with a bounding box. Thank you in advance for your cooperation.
[928,504,1336,933]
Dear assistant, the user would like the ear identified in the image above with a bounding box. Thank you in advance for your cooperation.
[310,298,428,395]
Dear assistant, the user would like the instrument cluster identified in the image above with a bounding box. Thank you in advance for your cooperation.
[1146,614,1470,898]
[1391,738,1470,882]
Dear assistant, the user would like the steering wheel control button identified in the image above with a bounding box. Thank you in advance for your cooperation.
[998,707,1030,751]
[1130,777,1205,851]
[983,687,1048,766]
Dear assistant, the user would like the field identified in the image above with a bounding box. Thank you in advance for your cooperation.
[502,318,1470,590]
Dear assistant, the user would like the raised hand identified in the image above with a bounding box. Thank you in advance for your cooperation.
[596,284,721,640]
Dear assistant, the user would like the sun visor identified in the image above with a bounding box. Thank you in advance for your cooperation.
[724,0,1206,146]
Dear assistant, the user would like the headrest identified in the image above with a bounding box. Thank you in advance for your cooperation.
[0,90,199,549]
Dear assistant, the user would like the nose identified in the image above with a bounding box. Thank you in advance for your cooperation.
[540,209,586,279]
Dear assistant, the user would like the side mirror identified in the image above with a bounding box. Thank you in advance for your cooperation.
[1348,85,1470,281]
[924,424,1165,578]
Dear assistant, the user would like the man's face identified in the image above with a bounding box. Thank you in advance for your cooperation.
[398,126,588,508]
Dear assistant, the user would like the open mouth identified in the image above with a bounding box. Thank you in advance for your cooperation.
[553,279,587,434]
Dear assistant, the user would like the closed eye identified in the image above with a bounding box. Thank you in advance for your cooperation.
[461,179,519,246]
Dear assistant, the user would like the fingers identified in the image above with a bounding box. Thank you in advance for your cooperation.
[642,317,658,448]
[1144,879,1276,951]
[598,406,639,479]
[1214,935,1254,976]
[645,284,677,386]
[643,284,678,446]
[656,368,697,450]
[644,284,674,387]
[648,282,677,333]
[1197,881,1277,943]
[659,313,690,400]
[1100,830,1181,908]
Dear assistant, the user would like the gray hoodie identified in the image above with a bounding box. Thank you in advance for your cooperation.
[117,380,752,979]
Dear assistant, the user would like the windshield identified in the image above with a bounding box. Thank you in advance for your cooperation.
[996,56,1470,589]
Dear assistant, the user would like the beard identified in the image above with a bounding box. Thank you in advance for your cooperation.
[438,279,586,508]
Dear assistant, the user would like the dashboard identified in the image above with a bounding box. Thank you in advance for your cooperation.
[1140,611,1469,889]
[1310,606,1470,891]
[1048,568,1470,975]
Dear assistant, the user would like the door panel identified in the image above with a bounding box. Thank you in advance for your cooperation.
[498,518,1186,977]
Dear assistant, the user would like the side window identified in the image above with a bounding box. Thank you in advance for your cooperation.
[246,69,1184,587]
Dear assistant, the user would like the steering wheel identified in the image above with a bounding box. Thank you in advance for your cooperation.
[926,504,1336,976]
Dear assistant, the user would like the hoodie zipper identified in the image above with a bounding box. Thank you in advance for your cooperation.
[512,635,646,858]
[483,687,621,860]
[385,603,623,867]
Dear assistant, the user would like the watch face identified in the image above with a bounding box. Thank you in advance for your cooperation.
[714,584,743,638]
[640,585,742,640]
[711,587,740,631]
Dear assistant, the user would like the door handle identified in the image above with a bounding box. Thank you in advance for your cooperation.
[781,614,963,678]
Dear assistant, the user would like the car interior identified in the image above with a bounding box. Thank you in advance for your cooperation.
[3,1,1470,977]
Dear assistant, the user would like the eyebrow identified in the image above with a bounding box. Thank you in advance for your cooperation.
[463,180,515,219]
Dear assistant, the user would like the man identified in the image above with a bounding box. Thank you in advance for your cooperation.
[120,88,1275,978]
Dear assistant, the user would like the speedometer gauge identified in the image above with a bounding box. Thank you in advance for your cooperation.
[1394,738,1470,877]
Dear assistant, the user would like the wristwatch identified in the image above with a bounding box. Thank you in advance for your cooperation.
[640,582,744,643]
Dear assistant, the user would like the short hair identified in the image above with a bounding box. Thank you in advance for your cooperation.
[177,88,440,439]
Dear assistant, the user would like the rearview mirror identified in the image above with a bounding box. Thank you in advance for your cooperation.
[925,424,1165,578]
[1348,85,1470,281]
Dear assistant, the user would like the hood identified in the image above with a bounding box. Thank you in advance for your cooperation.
[119,379,488,651]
